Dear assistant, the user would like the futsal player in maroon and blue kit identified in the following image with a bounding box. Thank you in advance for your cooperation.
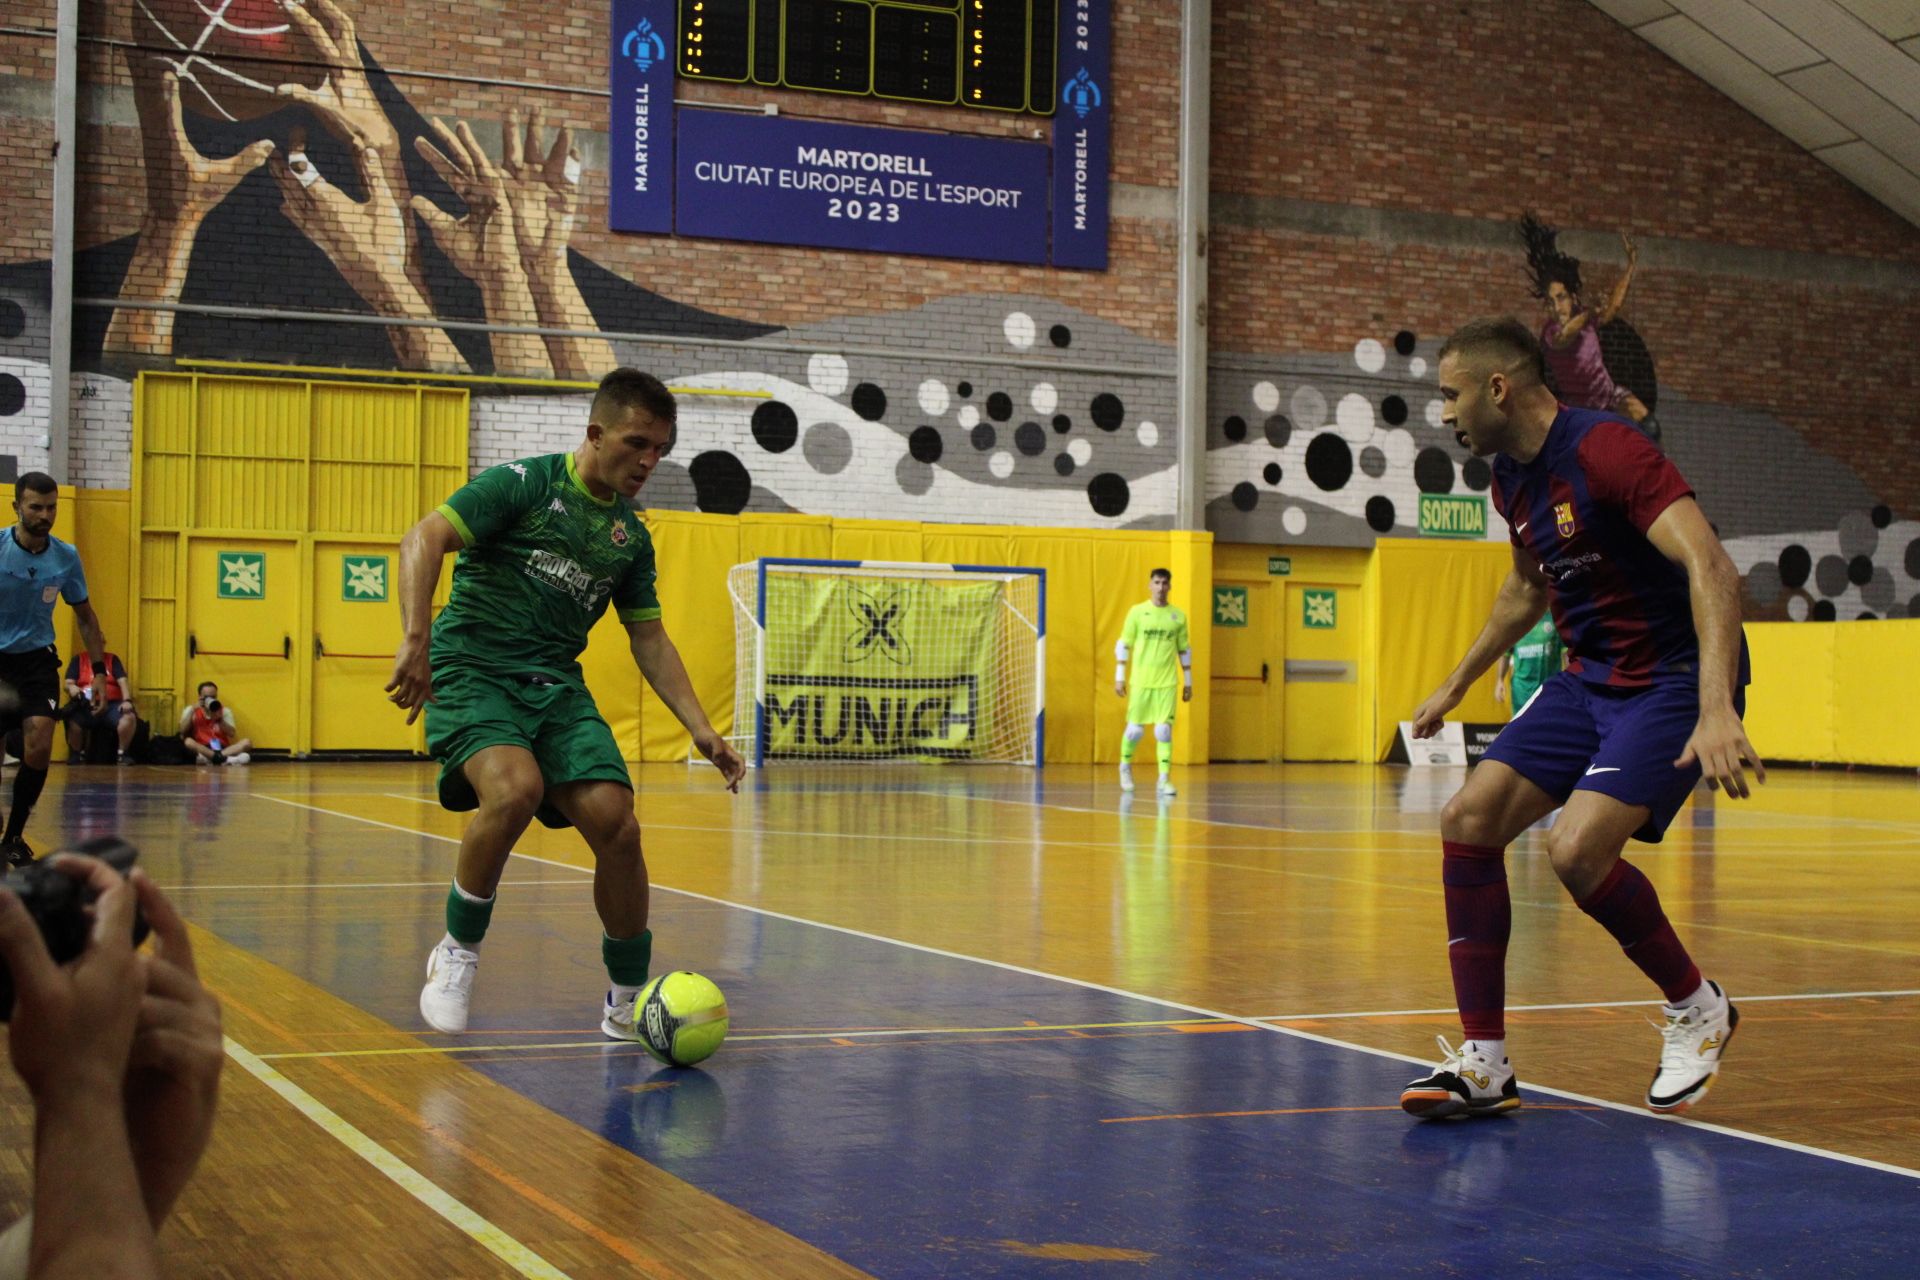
[1401,317,1763,1120]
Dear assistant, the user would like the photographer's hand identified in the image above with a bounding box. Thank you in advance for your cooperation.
[0,856,159,1277]
[123,870,223,1229]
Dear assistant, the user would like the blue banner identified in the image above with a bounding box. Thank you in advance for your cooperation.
[1051,0,1110,270]
[674,110,1050,266]
[608,0,674,233]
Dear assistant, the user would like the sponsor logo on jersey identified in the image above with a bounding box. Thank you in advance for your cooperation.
[549,497,569,515]
[524,549,614,610]
[508,463,528,479]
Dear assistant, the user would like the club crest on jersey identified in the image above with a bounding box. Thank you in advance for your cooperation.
[611,520,629,546]
[1554,502,1577,538]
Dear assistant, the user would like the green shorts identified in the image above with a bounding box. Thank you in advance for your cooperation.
[425,666,631,829]
[1126,685,1178,727]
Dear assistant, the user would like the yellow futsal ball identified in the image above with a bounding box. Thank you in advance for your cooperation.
[633,971,729,1067]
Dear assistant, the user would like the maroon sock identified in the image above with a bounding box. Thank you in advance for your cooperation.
[1577,860,1701,1004]
[1442,840,1510,1041]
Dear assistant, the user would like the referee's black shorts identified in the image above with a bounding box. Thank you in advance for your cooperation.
[0,645,63,731]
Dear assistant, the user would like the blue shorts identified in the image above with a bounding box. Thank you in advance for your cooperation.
[1482,671,1747,844]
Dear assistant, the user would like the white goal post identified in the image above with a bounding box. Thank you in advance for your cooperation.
[726,558,1046,767]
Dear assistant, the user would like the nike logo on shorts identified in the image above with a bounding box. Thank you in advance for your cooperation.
[1584,765,1621,776]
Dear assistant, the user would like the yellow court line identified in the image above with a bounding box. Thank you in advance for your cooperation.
[256,1017,1238,1061]
[177,357,771,397]
[222,1037,573,1280]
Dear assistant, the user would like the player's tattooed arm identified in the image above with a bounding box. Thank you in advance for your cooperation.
[1648,497,1764,798]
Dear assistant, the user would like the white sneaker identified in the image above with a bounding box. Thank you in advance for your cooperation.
[602,990,644,1043]
[1156,775,1176,797]
[1118,763,1134,793]
[194,755,209,766]
[224,751,250,765]
[1401,1035,1520,1119]
[420,942,479,1033]
[1647,981,1739,1113]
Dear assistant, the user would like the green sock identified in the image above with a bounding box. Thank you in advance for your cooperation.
[1156,739,1173,774]
[1120,731,1140,762]
[445,881,495,947]
[603,929,653,987]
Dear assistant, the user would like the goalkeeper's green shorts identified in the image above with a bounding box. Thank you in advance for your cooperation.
[1126,685,1178,726]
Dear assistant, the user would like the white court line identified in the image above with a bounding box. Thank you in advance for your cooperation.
[373,792,1920,856]
[222,1037,572,1279]
[251,792,1920,1183]
[359,794,1920,956]
[1249,988,1920,1022]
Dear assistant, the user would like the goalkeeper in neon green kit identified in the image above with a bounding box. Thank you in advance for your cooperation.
[386,368,745,1040]
[1114,567,1192,798]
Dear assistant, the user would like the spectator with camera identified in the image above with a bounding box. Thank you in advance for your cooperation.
[0,845,223,1279]
[177,682,249,766]
[60,651,140,765]
[1,473,114,867]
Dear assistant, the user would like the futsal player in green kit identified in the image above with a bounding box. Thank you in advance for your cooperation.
[1114,568,1192,798]
[386,368,745,1038]
[1498,610,1564,718]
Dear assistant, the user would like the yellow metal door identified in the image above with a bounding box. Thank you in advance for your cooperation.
[1209,579,1275,761]
[312,540,415,751]
[185,538,302,751]
[1282,582,1362,761]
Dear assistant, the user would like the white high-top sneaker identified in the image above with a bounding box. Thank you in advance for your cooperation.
[1647,980,1739,1114]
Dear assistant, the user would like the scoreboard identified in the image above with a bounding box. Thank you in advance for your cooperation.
[679,0,1059,114]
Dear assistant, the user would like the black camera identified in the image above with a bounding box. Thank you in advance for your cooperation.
[202,697,222,716]
[0,837,149,1022]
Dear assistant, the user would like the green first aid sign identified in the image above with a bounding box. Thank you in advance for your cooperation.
[1212,586,1249,627]
[1302,589,1337,629]
[342,555,390,602]
[216,552,265,599]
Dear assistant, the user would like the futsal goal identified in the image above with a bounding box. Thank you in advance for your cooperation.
[726,559,1045,767]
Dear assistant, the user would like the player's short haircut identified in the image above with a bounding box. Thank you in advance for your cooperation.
[1150,567,1171,582]
[591,369,678,450]
[1438,317,1548,387]
[14,472,57,501]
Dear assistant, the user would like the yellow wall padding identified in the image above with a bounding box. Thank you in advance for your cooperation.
[1367,539,1512,759]
[1745,620,1920,767]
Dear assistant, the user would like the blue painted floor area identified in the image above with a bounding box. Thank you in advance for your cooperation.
[196,858,1920,1279]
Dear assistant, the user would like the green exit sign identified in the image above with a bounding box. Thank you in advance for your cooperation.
[1268,556,1292,576]
[1418,494,1488,539]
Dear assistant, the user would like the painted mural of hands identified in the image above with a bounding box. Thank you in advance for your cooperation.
[106,63,274,356]
[413,117,554,375]
[498,107,618,379]
[268,128,465,370]
[273,0,398,156]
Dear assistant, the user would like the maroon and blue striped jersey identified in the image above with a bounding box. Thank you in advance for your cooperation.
[1491,406,1748,689]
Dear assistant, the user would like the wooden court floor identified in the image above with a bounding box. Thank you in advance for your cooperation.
[1,759,1916,1276]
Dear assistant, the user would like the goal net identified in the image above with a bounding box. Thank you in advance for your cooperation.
[726,559,1045,767]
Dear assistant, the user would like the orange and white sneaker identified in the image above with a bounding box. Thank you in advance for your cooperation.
[1647,981,1739,1114]
[1400,1036,1520,1120]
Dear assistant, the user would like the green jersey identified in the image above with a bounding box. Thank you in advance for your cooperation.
[1120,601,1190,690]
[1509,613,1563,703]
[431,453,662,682]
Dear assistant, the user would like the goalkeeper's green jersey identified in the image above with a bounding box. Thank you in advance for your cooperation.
[430,453,661,683]
[1120,601,1190,690]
